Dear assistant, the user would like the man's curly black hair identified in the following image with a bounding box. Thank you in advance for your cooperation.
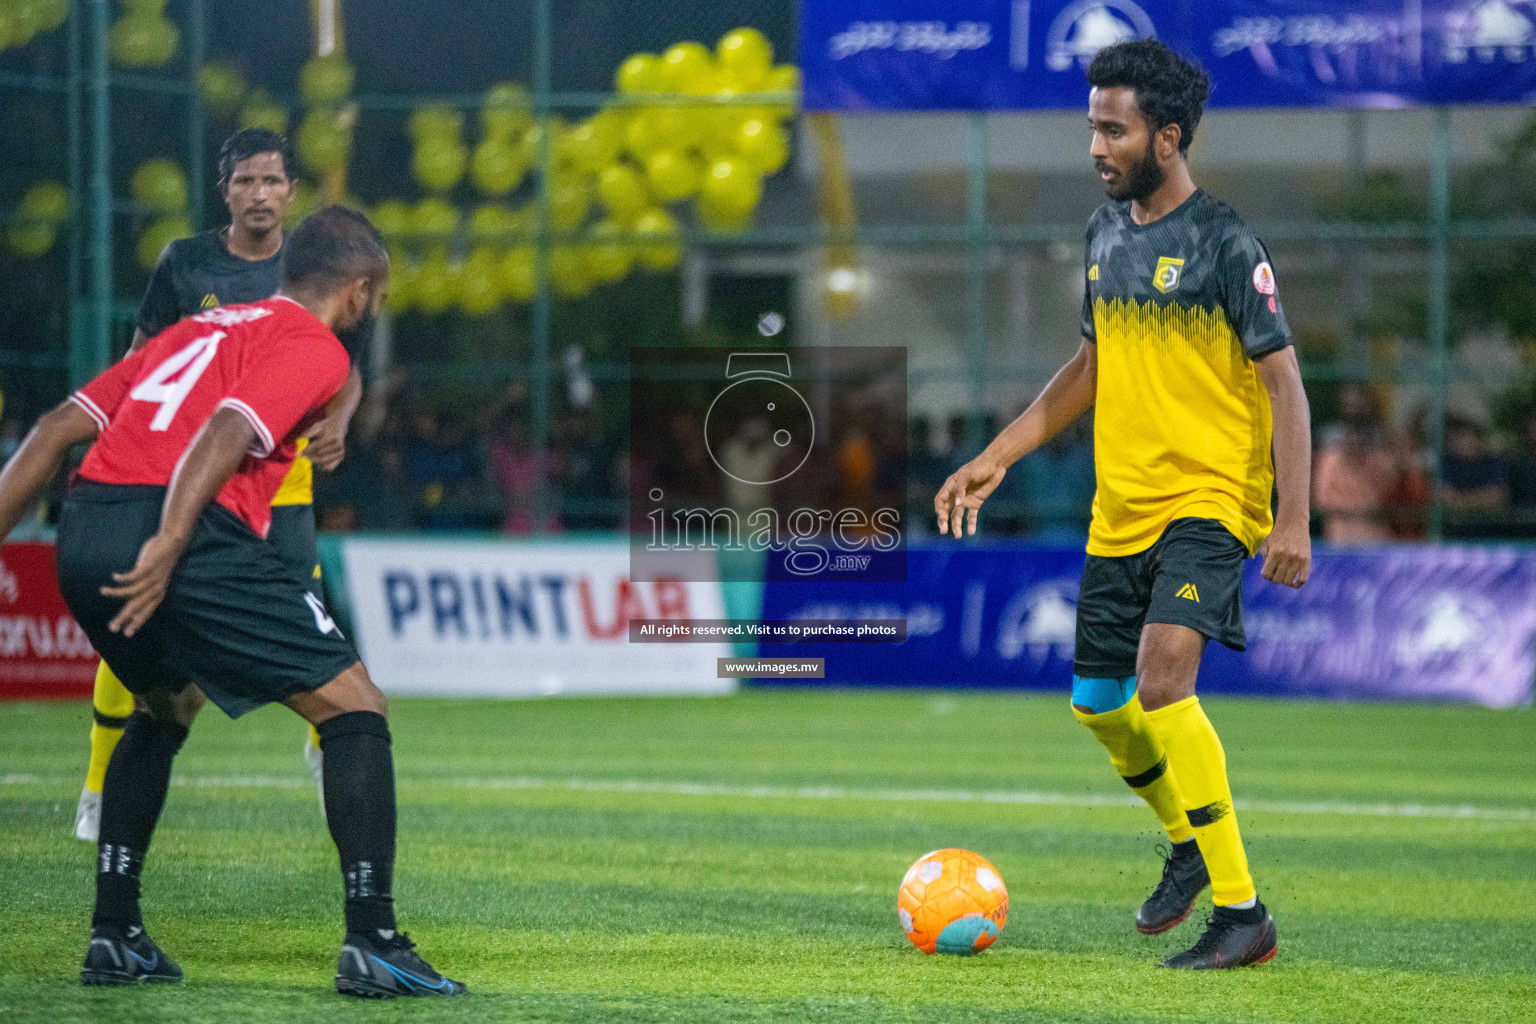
[1087,40,1211,155]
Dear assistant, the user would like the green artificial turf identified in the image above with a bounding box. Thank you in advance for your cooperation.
[1,690,1533,1023]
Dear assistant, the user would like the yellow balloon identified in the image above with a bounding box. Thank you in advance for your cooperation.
[548,246,592,297]
[199,63,247,117]
[131,159,187,213]
[409,104,463,142]
[644,150,702,203]
[648,105,706,151]
[499,246,537,302]
[548,181,590,232]
[623,109,668,161]
[519,117,576,176]
[586,220,633,283]
[564,118,622,174]
[700,158,762,217]
[240,91,289,134]
[658,42,713,94]
[386,249,417,313]
[469,204,516,241]
[596,162,651,223]
[415,247,457,313]
[733,118,789,175]
[372,200,412,238]
[631,208,681,271]
[110,14,177,68]
[8,222,56,258]
[697,192,753,234]
[763,65,801,119]
[20,181,69,222]
[459,246,503,316]
[299,54,354,104]
[472,139,526,196]
[615,53,661,95]
[136,216,191,270]
[414,138,467,192]
[37,0,70,34]
[716,28,773,84]
[297,109,350,173]
[483,83,532,139]
[411,198,458,238]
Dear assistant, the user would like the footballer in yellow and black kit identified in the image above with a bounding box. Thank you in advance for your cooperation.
[1073,188,1292,679]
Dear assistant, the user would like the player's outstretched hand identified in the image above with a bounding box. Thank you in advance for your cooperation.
[1259,519,1311,589]
[102,532,183,637]
[305,415,348,472]
[934,456,1006,538]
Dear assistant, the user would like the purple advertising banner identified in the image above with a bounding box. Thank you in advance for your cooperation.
[757,543,1536,708]
[800,0,1536,111]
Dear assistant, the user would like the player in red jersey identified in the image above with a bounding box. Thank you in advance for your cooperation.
[0,206,463,998]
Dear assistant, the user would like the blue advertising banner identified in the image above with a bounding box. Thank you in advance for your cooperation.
[800,1,1536,111]
[758,543,1536,708]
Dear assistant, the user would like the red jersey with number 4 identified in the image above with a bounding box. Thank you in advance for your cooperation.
[71,297,350,539]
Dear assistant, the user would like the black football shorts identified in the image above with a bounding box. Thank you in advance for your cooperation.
[1073,517,1249,679]
[56,481,359,718]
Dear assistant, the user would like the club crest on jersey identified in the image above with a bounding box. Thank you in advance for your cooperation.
[1253,261,1276,295]
[199,293,220,309]
[1153,256,1184,294]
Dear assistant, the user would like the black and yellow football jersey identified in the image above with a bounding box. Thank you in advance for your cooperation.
[1080,189,1292,558]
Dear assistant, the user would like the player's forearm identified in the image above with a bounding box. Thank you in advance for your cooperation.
[156,409,259,547]
[1259,351,1312,527]
[981,341,1097,470]
[0,403,98,540]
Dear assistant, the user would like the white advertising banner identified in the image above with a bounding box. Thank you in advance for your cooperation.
[341,537,733,697]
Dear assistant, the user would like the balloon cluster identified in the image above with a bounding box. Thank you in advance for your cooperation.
[381,27,799,315]
[131,158,190,269]
[108,0,178,69]
[0,0,69,53]
[6,180,68,258]
[295,53,357,176]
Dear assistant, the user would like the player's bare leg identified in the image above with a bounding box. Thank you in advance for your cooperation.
[80,684,203,986]
[287,663,464,997]
[1140,623,1276,968]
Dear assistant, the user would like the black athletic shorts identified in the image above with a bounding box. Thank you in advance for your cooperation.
[267,502,320,599]
[1073,517,1249,679]
[56,482,360,718]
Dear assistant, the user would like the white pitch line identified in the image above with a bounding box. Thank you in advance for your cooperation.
[4,772,1533,823]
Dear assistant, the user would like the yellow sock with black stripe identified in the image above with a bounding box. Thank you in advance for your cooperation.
[1073,694,1194,845]
[85,661,136,794]
[1145,695,1256,906]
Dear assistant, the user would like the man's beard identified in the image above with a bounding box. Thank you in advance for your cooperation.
[1105,138,1165,203]
[335,311,377,358]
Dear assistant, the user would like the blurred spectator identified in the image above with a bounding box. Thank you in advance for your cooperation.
[1016,417,1095,541]
[489,410,562,535]
[1313,385,1397,544]
[1441,415,1509,517]
[1390,406,1432,540]
[403,408,492,530]
[1507,410,1536,518]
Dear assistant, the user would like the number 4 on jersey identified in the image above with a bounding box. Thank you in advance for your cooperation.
[129,330,226,430]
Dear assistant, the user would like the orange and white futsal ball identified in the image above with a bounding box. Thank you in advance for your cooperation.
[897,848,1008,955]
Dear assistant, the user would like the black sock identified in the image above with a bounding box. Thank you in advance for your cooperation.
[316,711,398,935]
[94,712,188,930]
